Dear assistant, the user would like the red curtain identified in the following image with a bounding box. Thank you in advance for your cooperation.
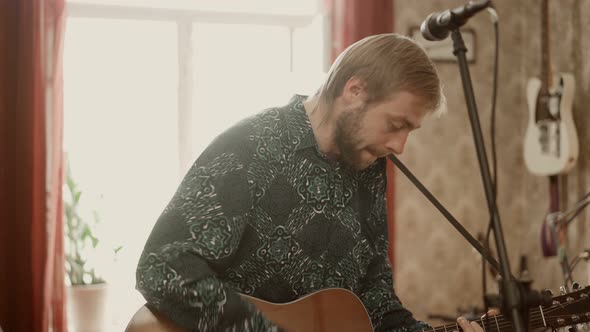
[0,0,66,331]
[328,0,394,60]
[326,0,396,270]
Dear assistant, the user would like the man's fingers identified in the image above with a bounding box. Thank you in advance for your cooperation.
[470,321,484,332]
[457,317,469,332]
[481,308,500,318]
[457,317,484,332]
[457,309,500,332]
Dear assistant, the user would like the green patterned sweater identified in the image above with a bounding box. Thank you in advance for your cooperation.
[136,95,428,332]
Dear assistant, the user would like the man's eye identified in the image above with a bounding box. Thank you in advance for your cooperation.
[390,122,404,131]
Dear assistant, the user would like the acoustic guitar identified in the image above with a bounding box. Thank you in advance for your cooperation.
[126,285,590,332]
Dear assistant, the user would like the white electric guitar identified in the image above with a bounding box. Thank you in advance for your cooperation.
[523,0,578,176]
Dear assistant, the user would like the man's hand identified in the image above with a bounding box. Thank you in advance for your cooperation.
[457,316,483,332]
[457,308,500,332]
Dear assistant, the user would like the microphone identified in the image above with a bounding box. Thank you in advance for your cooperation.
[420,0,492,41]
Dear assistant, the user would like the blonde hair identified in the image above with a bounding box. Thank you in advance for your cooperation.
[320,33,445,115]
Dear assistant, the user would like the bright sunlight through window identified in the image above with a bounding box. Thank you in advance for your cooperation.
[63,1,325,329]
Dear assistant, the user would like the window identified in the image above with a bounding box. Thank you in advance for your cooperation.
[63,0,326,329]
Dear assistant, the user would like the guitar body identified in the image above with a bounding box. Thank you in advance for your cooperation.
[125,286,590,332]
[242,288,373,332]
[524,72,577,176]
[126,288,373,332]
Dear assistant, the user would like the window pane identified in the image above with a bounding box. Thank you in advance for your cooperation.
[293,15,325,74]
[191,23,292,157]
[63,17,178,329]
[68,0,320,15]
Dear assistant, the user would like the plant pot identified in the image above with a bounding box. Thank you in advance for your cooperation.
[66,283,109,332]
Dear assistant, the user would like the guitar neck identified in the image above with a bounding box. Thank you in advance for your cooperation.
[426,308,547,332]
[540,0,552,90]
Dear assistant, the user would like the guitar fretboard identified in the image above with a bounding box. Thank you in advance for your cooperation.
[423,307,547,332]
[540,0,552,91]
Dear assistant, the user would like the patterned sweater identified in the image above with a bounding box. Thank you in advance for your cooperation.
[136,95,428,332]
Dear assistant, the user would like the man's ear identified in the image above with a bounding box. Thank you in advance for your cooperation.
[342,76,367,103]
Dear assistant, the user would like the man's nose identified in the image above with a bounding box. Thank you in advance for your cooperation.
[385,131,409,155]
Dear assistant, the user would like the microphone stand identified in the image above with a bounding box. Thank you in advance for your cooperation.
[449,28,525,332]
[389,27,551,332]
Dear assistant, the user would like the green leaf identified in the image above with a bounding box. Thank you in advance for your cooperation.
[90,234,99,248]
[63,158,109,285]
[73,191,82,204]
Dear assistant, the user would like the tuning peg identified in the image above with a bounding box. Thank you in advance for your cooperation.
[560,285,567,295]
[572,282,581,290]
[541,289,559,306]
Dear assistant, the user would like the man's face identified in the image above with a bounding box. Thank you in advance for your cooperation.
[334,91,428,170]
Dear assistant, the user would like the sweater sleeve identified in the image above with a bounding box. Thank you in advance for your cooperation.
[357,161,430,332]
[135,148,283,331]
[359,253,430,332]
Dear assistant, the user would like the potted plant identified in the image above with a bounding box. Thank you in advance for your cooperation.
[64,162,121,332]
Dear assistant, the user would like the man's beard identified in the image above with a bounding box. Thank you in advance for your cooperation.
[333,104,368,171]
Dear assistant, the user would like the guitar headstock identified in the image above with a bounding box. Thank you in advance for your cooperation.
[543,284,590,329]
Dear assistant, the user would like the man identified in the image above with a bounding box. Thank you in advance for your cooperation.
[136,33,482,332]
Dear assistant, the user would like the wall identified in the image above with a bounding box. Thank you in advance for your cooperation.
[393,0,590,323]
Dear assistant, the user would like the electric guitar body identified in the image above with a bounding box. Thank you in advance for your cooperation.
[523,0,578,177]
[524,72,577,176]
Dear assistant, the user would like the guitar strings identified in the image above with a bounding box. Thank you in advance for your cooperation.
[425,290,590,332]
[429,312,583,332]
[426,298,590,332]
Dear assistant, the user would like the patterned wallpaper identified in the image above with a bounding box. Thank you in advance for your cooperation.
[393,0,590,324]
